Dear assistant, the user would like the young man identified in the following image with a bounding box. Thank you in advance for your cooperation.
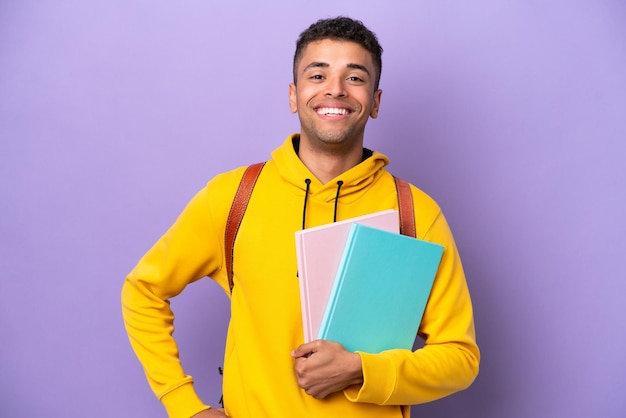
[122,17,479,418]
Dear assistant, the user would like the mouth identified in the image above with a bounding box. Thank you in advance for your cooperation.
[315,107,352,117]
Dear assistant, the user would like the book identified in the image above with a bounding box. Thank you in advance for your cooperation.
[295,209,400,343]
[317,223,444,353]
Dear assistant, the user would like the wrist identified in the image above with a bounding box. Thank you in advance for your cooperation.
[348,352,364,386]
[161,382,208,418]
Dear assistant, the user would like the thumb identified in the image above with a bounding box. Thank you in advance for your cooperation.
[291,340,320,358]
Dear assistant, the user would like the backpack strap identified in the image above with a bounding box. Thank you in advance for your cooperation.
[225,162,265,293]
[394,176,416,238]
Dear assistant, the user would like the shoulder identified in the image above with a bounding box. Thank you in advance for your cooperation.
[188,165,262,219]
[391,175,442,214]
[408,182,441,214]
[206,165,252,189]
[388,174,445,240]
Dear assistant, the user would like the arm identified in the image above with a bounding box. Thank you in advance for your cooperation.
[121,182,232,417]
[292,209,478,404]
[344,209,480,405]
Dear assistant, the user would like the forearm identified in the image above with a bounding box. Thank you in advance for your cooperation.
[348,337,479,405]
[121,276,190,393]
[344,267,479,404]
[122,275,213,417]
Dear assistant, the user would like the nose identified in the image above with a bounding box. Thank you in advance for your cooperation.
[325,77,346,97]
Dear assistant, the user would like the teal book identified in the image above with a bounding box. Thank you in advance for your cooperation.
[317,224,444,353]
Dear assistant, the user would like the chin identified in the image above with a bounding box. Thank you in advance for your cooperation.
[316,129,353,144]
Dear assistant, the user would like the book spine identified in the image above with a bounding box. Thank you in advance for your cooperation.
[296,235,312,342]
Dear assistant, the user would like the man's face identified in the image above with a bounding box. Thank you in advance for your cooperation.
[289,39,382,150]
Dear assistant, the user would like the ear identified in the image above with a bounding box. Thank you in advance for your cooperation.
[289,83,298,113]
[369,89,382,119]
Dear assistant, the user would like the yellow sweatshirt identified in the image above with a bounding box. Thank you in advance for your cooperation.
[122,135,479,418]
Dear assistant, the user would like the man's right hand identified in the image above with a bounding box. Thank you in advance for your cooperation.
[192,408,228,417]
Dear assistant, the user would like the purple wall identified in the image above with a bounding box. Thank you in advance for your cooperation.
[1,1,625,417]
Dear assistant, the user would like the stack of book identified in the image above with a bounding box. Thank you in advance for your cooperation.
[295,210,444,353]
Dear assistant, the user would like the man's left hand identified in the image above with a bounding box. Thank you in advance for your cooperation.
[291,340,363,399]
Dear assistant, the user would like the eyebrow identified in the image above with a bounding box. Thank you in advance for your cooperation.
[347,63,370,75]
[302,62,370,76]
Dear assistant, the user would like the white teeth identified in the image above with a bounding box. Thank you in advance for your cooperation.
[317,107,348,116]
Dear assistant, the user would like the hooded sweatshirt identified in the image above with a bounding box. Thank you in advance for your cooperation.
[121,135,479,418]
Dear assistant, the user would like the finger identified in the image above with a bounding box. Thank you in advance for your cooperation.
[305,383,330,400]
[291,340,320,358]
[293,357,307,378]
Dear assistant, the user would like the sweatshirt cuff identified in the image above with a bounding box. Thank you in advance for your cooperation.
[161,382,210,418]
[344,352,396,404]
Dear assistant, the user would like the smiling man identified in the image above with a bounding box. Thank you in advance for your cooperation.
[122,17,479,418]
[289,37,382,184]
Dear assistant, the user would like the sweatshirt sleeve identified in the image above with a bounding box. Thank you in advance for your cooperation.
[121,178,234,417]
[344,206,480,406]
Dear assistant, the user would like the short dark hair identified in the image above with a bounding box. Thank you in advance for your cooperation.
[293,17,383,90]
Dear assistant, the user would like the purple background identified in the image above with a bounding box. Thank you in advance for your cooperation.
[1,1,625,417]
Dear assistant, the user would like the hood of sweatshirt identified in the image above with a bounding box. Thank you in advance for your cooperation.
[271,134,390,206]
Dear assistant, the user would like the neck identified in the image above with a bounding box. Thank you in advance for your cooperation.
[297,136,363,184]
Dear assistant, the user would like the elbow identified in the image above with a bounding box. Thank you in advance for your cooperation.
[459,342,480,390]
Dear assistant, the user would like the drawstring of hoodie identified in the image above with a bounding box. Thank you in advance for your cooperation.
[301,179,344,229]
[298,179,344,278]
[333,181,343,222]
[302,179,312,229]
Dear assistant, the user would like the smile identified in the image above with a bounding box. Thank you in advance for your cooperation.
[316,107,351,116]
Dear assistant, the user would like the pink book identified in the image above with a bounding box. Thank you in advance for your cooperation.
[295,209,399,343]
